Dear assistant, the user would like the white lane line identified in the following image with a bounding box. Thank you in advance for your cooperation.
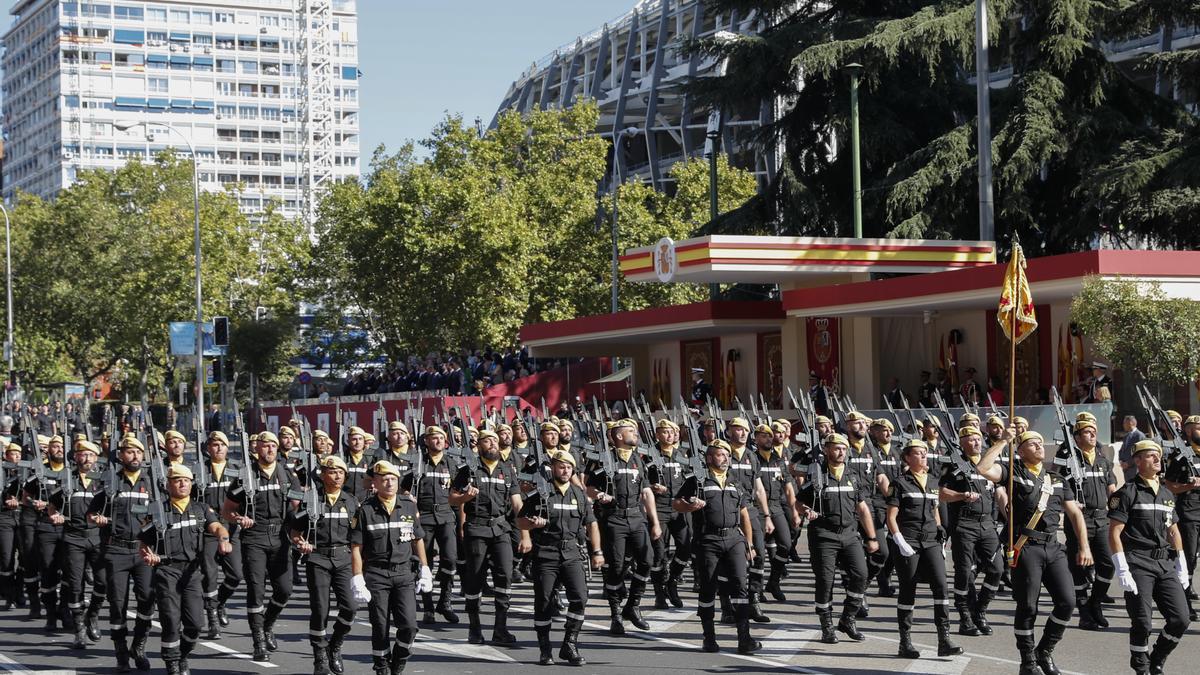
[759,626,818,661]
[355,619,516,662]
[865,633,1088,675]
[127,610,276,669]
[0,653,36,675]
[902,654,970,674]
[643,606,693,633]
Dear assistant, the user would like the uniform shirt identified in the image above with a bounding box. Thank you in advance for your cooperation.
[518,481,594,560]
[351,494,422,569]
[691,380,712,406]
[410,452,460,526]
[50,470,102,537]
[797,463,861,532]
[139,498,219,563]
[24,462,69,528]
[941,454,997,525]
[675,471,745,536]
[845,440,882,504]
[727,446,761,506]
[586,449,649,515]
[1055,445,1115,512]
[756,450,792,512]
[88,469,155,543]
[1108,475,1178,552]
[1164,449,1200,522]
[342,452,373,498]
[999,462,1075,536]
[452,460,517,537]
[647,445,687,515]
[194,459,239,514]
[887,469,941,545]
[227,462,297,537]
[286,489,358,549]
[870,441,902,512]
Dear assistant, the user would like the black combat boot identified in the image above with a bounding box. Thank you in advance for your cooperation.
[249,614,270,662]
[263,604,282,651]
[956,599,981,636]
[699,606,719,653]
[85,597,103,642]
[490,610,517,646]
[898,609,920,658]
[313,644,331,675]
[204,599,221,640]
[837,604,865,641]
[436,577,459,624]
[735,605,762,655]
[608,595,625,636]
[818,610,838,644]
[559,619,586,666]
[536,625,553,665]
[651,570,669,610]
[467,610,485,644]
[665,572,684,608]
[420,591,435,625]
[973,587,995,635]
[114,635,132,672]
[622,590,650,630]
[388,644,408,674]
[71,609,88,649]
[937,619,964,656]
[130,635,151,671]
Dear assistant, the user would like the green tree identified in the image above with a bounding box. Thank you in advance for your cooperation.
[1071,276,1200,384]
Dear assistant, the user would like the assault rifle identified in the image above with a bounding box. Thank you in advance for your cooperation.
[883,394,915,442]
[20,409,45,492]
[759,393,773,427]
[679,397,708,479]
[234,397,258,520]
[136,408,170,557]
[1048,386,1086,494]
[788,387,825,495]
[919,402,974,479]
[1136,384,1198,477]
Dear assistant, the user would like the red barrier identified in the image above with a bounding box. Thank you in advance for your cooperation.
[482,357,628,411]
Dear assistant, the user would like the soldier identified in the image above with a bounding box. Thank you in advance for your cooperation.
[372,421,412,468]
[88,434,157,672]
[511,420,533,460]
[47,439,105,649]
[755,423,800,602]
[975,431,1094,675]
[352,460,433,675]
[1,442,23,610]
[842,412,889,618]
[1164,415,1200,622]
[138,464,232,675]
[195,431,242,639]
[450,429,530,645]
[1086,363,1113,404]
[557,419,583,467]
[1012,416,1031,436]
[1057,416,1117,630]
[887,439,962,659]
[288,455,359,675]
[868,418,902,598]
[517,451,603,666]
[410,425,460,626]
[673,439,761,654]
[586,418,662,635]
[23,434,68,631]
[725,418,770,623]
[1109,440,1192,674]
[939,426,1004,636]
[796,433,879,644]
[342,426,373,499]
[163,431,188,468]
[647,418,689,609]
[221,431,297,662]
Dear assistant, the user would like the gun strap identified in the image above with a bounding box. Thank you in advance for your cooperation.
[1011,474,1054,556]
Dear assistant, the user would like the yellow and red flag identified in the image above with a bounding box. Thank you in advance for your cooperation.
[998,239,1037,344]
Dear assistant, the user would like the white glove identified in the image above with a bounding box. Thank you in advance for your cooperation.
[352,574,371,604]
[891,532,915,557]
[1177,555,1191,591]
[417,565,434,594]
[1113,552,1138,595]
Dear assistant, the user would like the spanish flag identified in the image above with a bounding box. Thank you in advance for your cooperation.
[998,238,1037,344]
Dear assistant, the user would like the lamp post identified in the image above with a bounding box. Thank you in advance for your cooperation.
[0,202,12,399]
[114,120,203,421]
[704,110,723,301]
[846,63,864,239]
[610,126,640,314]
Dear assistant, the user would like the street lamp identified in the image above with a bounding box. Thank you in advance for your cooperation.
[846,63,864,239]
[0,202,12,399]
[610,126,640,314]
[114,120,204,424]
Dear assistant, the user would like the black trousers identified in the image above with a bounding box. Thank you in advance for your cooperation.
[364,565,416,662]
[1066,515,1114,602]
[808,527,867,617]
[19,519,38,588]
[1180,518,1200,615]
[240,531,292,619]
[0,516,18,591]
[63,533,106,611]
[305,549,356,649]
[1013,539,1076,653]
[599,514,651,601]
[745,507,766,593]
[462,532,513,616]
[651,510,691,579]
[201,531,242,605]
[152,560,204,661]
[696,533,749,608]
[532,552,588,632]
[951,521,1003,604]
[763,507,791,573]
[420,518,457,594]
[863,507,891,578]
[104,544,155,645]
[895,542,951,630]
[1122,551,1191,670]
[35,525,64,603]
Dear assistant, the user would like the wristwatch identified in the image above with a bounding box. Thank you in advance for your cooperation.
[591,550,603,557]
[865,537,878,542]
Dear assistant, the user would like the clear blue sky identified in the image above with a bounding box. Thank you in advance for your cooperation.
[0,0,636,161]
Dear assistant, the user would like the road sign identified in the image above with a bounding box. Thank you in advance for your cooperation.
[297,371,312,385]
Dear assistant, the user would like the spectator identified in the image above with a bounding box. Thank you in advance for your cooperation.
[1116,414,1145,482]
[986,376,1005,406]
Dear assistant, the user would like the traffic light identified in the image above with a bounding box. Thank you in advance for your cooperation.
[211,359,223,383]
[213,316,229,347]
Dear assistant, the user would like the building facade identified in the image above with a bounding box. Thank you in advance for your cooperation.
[2,0,361,218]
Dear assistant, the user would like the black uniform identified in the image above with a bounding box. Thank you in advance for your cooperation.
[0,467,23,608]
[726,446,767,610]
[1056,446,1116,620]
[140,497,221,667]
[1164,448,1200,619]
[872,441,903,589]
[287,488,359,655]
[408,451,460,619]
[50,468,107,644]
[756,448,794,594]
[1108,475,1191,672]
[195,458,242,631]
[942,454,1003,632]
[888,468,952,642]
[691,379,712,406]
[227,461,297,656]
[798,462,869,632]
[452,458,519,637]
[24,463,68,626]
[845,442,891,585]
[520,480,594,656]
[351,493,422,672]
[342,453,373,499]
[586,448,653,629]
[647,445,691,606]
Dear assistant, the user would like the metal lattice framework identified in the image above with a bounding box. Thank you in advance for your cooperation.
[298,0,337,228]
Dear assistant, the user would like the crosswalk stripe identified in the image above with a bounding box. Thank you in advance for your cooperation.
[902,654,970,674]
[759,626,818,661]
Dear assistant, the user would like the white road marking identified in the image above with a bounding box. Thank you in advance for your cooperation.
[127,610,277,668]
[902,654,971,674]
[0,652,74,674]
[866,633,1088,675]
[759,626,818,661]
[643,606,693,633]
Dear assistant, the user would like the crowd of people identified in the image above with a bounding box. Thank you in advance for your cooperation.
[335,347,577,398]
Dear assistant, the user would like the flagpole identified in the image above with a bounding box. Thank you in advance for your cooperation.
[1005,241,1020,568]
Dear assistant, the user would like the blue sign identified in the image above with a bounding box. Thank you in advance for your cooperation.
[169,321,227,357]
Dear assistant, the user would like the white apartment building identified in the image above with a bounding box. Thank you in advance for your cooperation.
[2,0,361,218]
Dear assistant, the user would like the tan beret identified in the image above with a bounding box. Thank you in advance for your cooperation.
[208,431,228,445]
[423,426,446,438]
[388,420,409,433]
[871,418,894,432]
[278,426,296,438]
[75,440,100,455]
[844,411,870,423]
[120,436,145,452]
[754,424,773,435]
[1073,419,1097,434]
[166,463,194,480]
[728,417,751,431]
[1132,439,1162,455]
[550,450,576,468]
[346,426,366,438]
[1016,430,1044,446]
[655,418,679,431]
[371,460,401,478]
[815,415,833,426]
[958,426,983,439]
[164,430,186,443]
[321,455,348,472]
[824,433,849,447]
[257,431,279,445]
[707,439,732,452]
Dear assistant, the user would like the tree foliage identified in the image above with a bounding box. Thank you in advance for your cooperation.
[313,103,758,358]
[690,1,1200,251]
[1071,276,1200,384]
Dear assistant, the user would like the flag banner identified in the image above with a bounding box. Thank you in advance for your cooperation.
[998,239,1038,344]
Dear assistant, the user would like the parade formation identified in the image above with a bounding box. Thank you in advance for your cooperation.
[0,380,1196,675]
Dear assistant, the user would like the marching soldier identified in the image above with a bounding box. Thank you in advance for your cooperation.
[940,426,1004,636]
[138,464,232,675]
[843,411,889,617]
[725,418,770,623]
[343,426,374,499]
[754,423,800,602]
[372,421,412,468]
[1,442,23,610]
[24,434,69,631]
[1058,416,1117,630]
[195,431,242,639]
[517,451,603,666]
[88,434,157,672]
[221,431,297,662]
[585,418,661,635]
[47,439,106,649]
[796,433,878,644]
[409,425,461,626]
[975,431,1094,675]
[647,418,689,609]
[511,420,533,460]
[1109,439,1192,674]
[672,439,761,654]
[351,460,433,675]
[869,418,902,598]
[450,429,530,645]
[1163,415,1200,622]
[163,431,188,468]
[288,455,359,675]
[886,438,962,659]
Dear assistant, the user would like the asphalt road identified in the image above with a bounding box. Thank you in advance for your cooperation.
[1,536,1197,675]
